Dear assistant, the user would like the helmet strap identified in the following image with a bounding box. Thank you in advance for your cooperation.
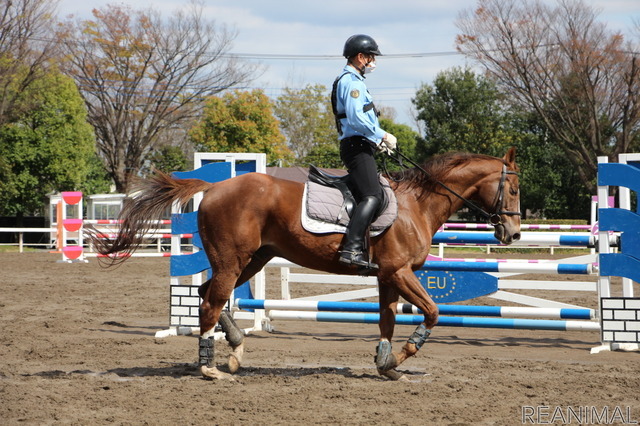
[348,54,368,77]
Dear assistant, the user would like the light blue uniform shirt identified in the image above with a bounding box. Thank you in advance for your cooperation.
[335,65,386,145]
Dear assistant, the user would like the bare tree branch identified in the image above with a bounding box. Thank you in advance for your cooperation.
[0,0,59,124]
[58,1,260,192]
[456,0,640,193]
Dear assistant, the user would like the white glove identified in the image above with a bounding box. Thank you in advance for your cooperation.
[379,133,397,155]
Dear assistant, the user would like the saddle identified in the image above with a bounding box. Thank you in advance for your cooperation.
[302,166,397,235]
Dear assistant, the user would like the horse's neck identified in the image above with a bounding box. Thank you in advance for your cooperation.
[419,162,491,232]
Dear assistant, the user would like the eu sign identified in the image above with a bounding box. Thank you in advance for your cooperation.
[415,270,499,303]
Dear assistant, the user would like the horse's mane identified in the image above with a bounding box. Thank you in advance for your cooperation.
[387,152,506,199]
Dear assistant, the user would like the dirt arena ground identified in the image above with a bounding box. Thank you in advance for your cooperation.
[1,252,639,425]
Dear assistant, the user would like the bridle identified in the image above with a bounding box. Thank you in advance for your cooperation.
[488,164,521,225]
[389,151,522,226]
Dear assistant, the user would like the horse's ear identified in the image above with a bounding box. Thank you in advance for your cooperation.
[503,146,516,166]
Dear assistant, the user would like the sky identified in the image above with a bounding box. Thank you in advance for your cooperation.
[56,0,639,130]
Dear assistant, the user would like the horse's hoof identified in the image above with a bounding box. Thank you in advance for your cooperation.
[378,368,409,382]
[228,355,240,374]
[200,365,236,381]
[228,342,244,374]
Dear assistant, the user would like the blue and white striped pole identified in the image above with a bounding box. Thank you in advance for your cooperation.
[235,299,595,320]
[432,231,594,247]
[266,310,600,331]
[420,260,593,275]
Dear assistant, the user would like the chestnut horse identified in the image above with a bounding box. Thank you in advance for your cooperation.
[92,148,521,381]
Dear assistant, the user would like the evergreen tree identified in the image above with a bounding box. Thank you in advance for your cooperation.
[0,70,109,219]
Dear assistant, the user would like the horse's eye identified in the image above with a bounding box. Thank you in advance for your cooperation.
[509,186,519,196]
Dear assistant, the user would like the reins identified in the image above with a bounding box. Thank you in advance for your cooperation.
[384,149,521,226]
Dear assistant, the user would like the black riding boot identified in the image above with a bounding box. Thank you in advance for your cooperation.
[339,195,381,271]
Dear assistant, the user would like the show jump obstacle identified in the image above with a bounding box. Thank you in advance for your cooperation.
[592,154,640,353]
[117,152,636,353]
[53,191,87,263]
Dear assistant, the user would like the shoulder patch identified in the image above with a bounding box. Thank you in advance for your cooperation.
[350,89,360,98]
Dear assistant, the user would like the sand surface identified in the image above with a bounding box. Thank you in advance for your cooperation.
[1,252,638,425]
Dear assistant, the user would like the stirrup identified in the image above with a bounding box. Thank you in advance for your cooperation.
[338,250,379,271]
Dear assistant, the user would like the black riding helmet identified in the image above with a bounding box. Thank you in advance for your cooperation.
[343,34,382,58]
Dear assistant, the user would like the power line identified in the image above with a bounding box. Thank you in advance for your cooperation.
[225,51,462,60]
[29,34,463,60]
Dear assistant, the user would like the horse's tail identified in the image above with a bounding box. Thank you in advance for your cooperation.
[89,171,213,265]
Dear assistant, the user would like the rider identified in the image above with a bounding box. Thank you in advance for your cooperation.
[331,34,397,272]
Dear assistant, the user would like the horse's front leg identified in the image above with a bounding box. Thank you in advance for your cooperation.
[376,269,439,381]
[375,284,405,381]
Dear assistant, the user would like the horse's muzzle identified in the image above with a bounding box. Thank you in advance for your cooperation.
[494,223,521,245]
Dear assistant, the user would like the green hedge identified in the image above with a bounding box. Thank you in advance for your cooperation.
[521,219,588,225]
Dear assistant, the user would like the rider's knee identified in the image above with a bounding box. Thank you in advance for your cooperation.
[360,193,382,209]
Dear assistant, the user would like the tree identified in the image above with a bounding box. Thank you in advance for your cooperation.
[413,67,588,218]
[0,0,59,125]
[456,0,640,194]
[510,112,591,219]
[412,67,516,159]
[274,84,336,161]
[374,117,420,172]
[58,1,258,192]
[303,143,342,169]
[0,70,107,220]
[189,89,294,166]
[144,145,188,175]
[299,106,420,170]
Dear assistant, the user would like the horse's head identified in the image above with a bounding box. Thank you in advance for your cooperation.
[478,147,522,244]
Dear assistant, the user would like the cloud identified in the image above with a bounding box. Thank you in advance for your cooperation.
[57,0,640,128]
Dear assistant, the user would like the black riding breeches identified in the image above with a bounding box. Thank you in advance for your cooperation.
[340,136,383,202]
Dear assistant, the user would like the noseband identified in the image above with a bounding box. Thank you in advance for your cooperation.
[390,151,522,226]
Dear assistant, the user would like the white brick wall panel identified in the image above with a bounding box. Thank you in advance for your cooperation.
[625,299,640,309]
[602,320,626,330]
[181,296,200,307]
[602,299,624,309]
[171,286,191,296]
[626,321,640,331]
[171,306,190,316]
[613,331,638,342]
[181,317,199,326]
[614,310,637,320]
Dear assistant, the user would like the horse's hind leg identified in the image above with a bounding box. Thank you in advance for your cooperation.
[198,271,240,380]
[197,248,273,379]
[197,281,245,375]
[217,310,244,373]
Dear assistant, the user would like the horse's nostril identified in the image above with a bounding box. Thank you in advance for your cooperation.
[513,232,521,241]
